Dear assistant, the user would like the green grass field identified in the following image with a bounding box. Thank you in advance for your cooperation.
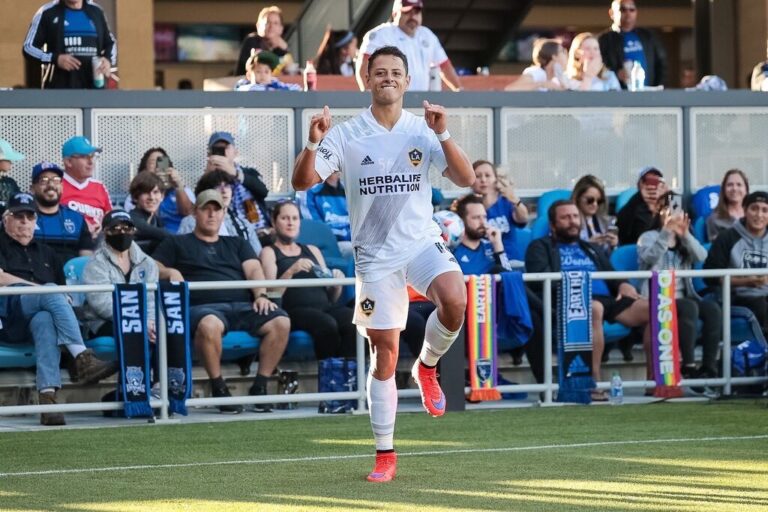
[1,401,767,511]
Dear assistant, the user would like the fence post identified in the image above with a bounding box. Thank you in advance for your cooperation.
[355,331,367,413]
[440,324,466,412]
[722,275,732,396]
[156,307,170,421]
[543,278,553,404]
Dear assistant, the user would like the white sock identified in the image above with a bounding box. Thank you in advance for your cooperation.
[39,387,55,394]
[419,310,462,367]
[67,344,86,358]
[367,372,397,451]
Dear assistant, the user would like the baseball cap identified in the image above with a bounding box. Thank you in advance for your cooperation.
[0,139,25,162]
[62,136,102,158]
[208,131,235,149]
[637,166,663,182]
[195,189,225,209]
[252,51,280,71]
[743,191,768,209]
[32,162,64,183]
[393,0,423,12]
[102,209,135,230]
[6,193,37,214]
[695,75,728,91]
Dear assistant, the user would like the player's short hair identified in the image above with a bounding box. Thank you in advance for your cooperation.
[368,46,409,76]
[548,199,576,225]
[453,194,484,221]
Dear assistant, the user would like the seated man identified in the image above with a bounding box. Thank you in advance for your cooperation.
[60,136,112,237]
[0,193,116,426]
[153,190,290,414]
[526,200,651,399]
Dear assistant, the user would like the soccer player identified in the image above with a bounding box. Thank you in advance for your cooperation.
[292,45,474,483]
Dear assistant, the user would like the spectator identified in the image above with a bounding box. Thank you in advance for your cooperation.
[526,200,651,399]
[205,132,272,238]
[505,38,568,91]
[153,190,290,414]
[124,148,194,234]
[260,201,355,359]
[751,42,768,92]
[296,172,351,258]
[315,29,358,76]
[637,204,720,385]
[572,174,617,254]
[31,162,94,265]
[567,32,621,91]
[452,194,516,274]
[177,170,262,256]
[616,166,668,245]
[707,169,749,242]
[60,136,112,236]
[127,172,168,256]
[0,193,116,425]
[356,0,461,92]
[82,210,159,339]
[471,160,529,261]
[704,191,768,335]
[23,0,116,89]
[0,139,24,214]
[235,5,292,76]
[234,50,301,92]
[598,0,668,88]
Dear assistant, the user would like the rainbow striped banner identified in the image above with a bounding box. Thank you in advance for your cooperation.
[650,270,684,398]
[466,274,501,402]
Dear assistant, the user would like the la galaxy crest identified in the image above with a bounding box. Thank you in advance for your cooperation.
[360,297,375,316]
[408,148,423,167]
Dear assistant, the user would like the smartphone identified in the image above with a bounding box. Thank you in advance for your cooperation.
[606,225,619,236]
[155,155,170,172]
[211,146,226,157]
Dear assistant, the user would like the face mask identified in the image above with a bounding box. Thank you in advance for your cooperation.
[106,233,134,252]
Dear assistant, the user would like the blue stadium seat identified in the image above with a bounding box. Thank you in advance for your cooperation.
[693,216,708,244]
[516,228,533,259]
[220,331,316,362]
[0,343,36,369]
[605,244,639,343]
[615,188,636,213]
[530,215,550,240]
[537,189,571,218]
[691,185,720,219]
[297,219,351,271]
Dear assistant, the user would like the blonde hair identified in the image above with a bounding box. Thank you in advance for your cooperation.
[257,6,283,29]
[567,32,609,81]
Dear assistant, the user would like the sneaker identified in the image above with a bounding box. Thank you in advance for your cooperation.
[211,379,243,414]
[249,379,273,413]
[74,349,118,385]
[39,391,66,426]
[411,360,446,417]
[681,365,704,394]
[366,452,397,483]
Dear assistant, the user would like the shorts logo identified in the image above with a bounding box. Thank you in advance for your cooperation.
[360,298,375,316]
[408,148,423,167]
[361,155,374,166]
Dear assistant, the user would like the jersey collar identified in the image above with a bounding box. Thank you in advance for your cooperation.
[63,172,93,190]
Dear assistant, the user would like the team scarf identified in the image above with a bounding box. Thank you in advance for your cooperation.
[113,283,153,418]
[466,275,501,402]
[557,271,595,404]
[157,281,192,416]
[649,270,684,398]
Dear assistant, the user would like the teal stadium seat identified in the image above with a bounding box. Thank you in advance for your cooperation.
[537,189,571,218]
[615,188,636,213]
[604,244,638,342]
[693,216,708,244]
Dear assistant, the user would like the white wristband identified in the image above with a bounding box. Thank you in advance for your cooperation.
[306,140,319,151]
[436,130,451,142]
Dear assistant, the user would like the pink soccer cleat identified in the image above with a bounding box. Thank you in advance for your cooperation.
[366,451,397,483]
[412,360,446,417]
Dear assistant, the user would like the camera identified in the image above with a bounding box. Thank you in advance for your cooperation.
[211,146,226,157]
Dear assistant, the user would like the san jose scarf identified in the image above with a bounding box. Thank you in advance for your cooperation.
[157,281,192,416]
[466,274,501,402]
[113,283,153,418]
[649,270,684,398]
[557,271,595,404]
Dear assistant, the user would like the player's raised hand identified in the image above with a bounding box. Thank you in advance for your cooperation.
[309,105,332,143]
[423,100,448,135]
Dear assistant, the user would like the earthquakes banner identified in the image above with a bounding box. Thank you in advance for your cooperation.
[650,270,684,398]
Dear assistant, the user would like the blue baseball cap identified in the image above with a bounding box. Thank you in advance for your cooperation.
[62,136,102,158]
[0,139,25,162]
[208,131,235,149]
[32,162,64,183]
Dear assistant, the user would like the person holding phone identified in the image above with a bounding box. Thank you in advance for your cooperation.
[572,175,617,254]
[616,166,669,245]
[125,148,194,234]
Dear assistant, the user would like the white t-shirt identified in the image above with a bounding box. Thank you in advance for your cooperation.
[314,107,446,282]
[359,23,449,91]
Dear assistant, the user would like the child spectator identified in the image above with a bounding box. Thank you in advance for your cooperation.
[128,172,168,256]
[234,50,301,92]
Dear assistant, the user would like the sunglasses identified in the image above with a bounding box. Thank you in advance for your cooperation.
[36,176,62,185]
[10,211,36,221]
[583,196,603,206]
[106,225,136,235]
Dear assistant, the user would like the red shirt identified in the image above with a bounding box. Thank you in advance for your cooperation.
[61,173,112,229]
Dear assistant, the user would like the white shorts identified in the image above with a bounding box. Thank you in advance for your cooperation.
[353,239,462,336]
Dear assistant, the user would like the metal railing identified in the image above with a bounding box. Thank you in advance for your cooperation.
[0,268,766,420]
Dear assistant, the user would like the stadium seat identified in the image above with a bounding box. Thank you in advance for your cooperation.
[604,244,639,343]
[530,215,550,240]
[0,343,36,369]
[516,228,533,258]
[693,216,707,244]
[220,331,316,362]
[615,188,636,213]
[691,185,720,219]
[537,189,571,218]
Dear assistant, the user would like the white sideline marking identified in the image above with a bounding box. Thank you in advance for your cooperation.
[1,434,766,478]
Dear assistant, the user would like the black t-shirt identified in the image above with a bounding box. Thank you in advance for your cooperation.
[0,231,64,285]
[153,233,257,305]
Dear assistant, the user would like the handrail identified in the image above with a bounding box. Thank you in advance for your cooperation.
[1,267,766,419]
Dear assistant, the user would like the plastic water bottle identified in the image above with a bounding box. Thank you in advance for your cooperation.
[92,56,105,89]
[65,264,84,308]
[629,61,645,91]
[429,64,442,91]
[303,60,317,91]
[610,372,624,405]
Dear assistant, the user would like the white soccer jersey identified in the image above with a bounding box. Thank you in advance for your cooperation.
[359,23,449,91]
[314,108,447,282]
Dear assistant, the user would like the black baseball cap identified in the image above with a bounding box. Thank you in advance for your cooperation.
[743,191,768,209]
[102,209,135,230]
[6,193,37,214]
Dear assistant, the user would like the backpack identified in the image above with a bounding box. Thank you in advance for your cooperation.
[317,358,358,413]
[730,339,767,395]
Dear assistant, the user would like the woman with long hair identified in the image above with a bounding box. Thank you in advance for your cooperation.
[315,29,358,77]
[571,175,617,253]
[706,169,750,241]
[506,38,568,91]
[567,32,620,91]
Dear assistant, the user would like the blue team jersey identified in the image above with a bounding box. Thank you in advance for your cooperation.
[486,196,526,260]
[453,239,496,275]
[557,243,610,296]
[622,31,648,85]
[303,181,351,241]
[34,206,93,263]
[64,8,98,58]
[158,189,184,234]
